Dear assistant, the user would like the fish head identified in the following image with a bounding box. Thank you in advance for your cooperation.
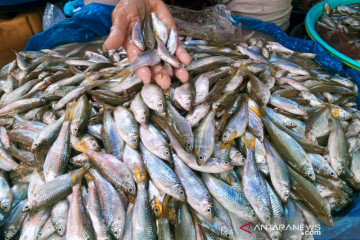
[137,110,149,125]
[269,231,281,240]
[221,130,233,144]
[4,228,16,240]
[110,220,124,240]
[170,183,186,201]
[184,138,194,153]
[128,133,140,149]
[303,165,316,180]
[154,99,165,113]
[54,222,66,236]
[161,147,171,160]
[221,226,234,239]
[71,122,81,136]
[199,200,214,222]
[31,139,43,152]
[231,152,246,166]
[195,148,209,165]
[284,119,296,128]
[259,93,270,106]
[279,187,290,202]
[0,199,12,214]
[124,181,137,196]
[23,199,36,212]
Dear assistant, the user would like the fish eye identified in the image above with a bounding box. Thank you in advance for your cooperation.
[266,216,271,221]
[226,233,230,238]
[207,208,211,213]
[34,143,39,147]
[180,190,184,195]
[186,102,191,106]
[331,202,336,206]
[274,236,279,240]
[252,212,256,217]
[5,236,10,240]
[37,230,42,237]
[262,97,266,102]
[187,143,191,147]
[224,161,229,165]
[2,205,7,210]
[57,227,63,233]
[74,128,78,132]
[241,157,245,163]
[154,208,159,213]
[24,205,29,210]
[113,229,119,236]
[132,138,138,143]
[158,103,163,107]
[86,237,91,240]
[330,172,335,176]
[141,116,146,120]
[308,173,314,178]
[284,192,289,199]
[337,167,342,173]
[70,158,74,163]
[128,187,134,193]
[199,155,204,160]
[29,160,34,165]
[164,150,169,156]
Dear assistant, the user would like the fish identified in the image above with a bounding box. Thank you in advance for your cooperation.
[132,16,145,51]
[0,32,358,239]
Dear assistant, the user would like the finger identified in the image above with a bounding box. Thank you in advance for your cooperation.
[103,8,129,50]
[151,64,171,89]
[174,66,189,83]
[124,33,152,83]
[152,0,176,32]
[175,44,191,66]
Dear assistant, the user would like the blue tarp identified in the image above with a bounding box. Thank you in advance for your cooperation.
[25,3,360,239]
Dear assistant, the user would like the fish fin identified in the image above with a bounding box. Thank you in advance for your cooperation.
[101,102,116,111]
[220,131,236,151]
[226,174,232,185]
[153,197,162,218]
[84,173,93,183]
[249,106,261,117]
[157,68,166,79]
[71,165,89,186]
[331,107,340,119]
[243,134,256,149]
[134,165,146,183]
[85,76,94,82]
[161,195,170,219]
[114,69,131,84]
[15,163,31,177]
[168,197,176,223]
[73,139,89,153]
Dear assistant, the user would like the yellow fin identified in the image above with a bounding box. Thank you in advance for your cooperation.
[220,131,236,151]
[71,165,89,186]
[331,108,339,118]
[249,106,261,117]
[73,139,89,153]
[134,166,146,183]
[153,197,162,218]
[84,173,93,183]
[226,174,231,185]
[243,135,255,149]
[114,69,131,83]
[161,195,170,219]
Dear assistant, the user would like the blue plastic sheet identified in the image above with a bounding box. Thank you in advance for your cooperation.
[25,3,114,51]
[25,3,360,239]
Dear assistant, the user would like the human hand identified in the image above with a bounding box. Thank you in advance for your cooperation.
[104,0,191,89]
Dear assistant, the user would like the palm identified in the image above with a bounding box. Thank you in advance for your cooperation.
[104,0,191,89]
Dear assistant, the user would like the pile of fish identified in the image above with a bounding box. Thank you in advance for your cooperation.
[317,2,360,35]
[316,2,360,61]
[0,11,359,240]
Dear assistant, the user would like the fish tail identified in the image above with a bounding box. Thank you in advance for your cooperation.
[134,165,146,183]
[243,134,256,149]
[73,139,89,153]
